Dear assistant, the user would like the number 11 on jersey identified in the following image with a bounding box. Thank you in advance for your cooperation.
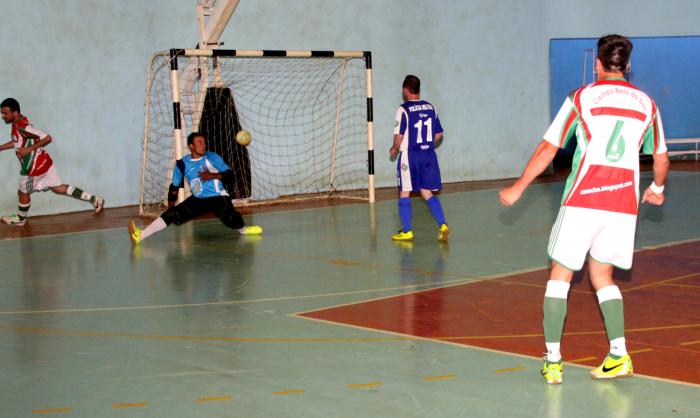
[414,119,433,143]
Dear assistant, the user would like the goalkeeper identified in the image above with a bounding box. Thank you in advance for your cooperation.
[128,132,262,244]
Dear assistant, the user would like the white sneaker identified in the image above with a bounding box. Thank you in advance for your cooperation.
[2,214,26,226]
[231,198,250,206]
[93,197,105,214]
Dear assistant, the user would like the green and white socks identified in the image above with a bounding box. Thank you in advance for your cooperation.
[597,285,627,356]
[543,280,570,362]
[67,185,97,205]
[543,281,627,362]
[17,203,31,223]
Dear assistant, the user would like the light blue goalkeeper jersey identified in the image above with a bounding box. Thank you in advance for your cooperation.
[171,151,230,198]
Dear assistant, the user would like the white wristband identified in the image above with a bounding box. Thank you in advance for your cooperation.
[649,182,665,194]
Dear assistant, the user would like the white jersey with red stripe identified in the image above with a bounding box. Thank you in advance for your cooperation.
[11,116,53,176]
[543,78,667,215]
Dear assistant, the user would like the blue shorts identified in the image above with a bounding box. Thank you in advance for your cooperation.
[397,149,442,192]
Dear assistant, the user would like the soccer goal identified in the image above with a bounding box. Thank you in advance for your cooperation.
[139,48,375,217]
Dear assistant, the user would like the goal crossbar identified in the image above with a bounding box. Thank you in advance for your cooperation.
[139,48,375,217]
[171,48,367,58]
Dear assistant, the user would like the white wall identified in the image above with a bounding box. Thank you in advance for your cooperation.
[544,0,700,38]
[219,0,549,185]
[0,0,194,215]
[0,0,697,215]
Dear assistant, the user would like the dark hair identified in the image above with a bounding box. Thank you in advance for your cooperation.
[402,75,420,94]
[1,98,20,113]
[187,131,205,145]
[597,34,633,73]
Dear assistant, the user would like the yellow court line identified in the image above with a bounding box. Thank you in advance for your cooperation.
[629,348,654,355]
[272,390,305,395]
[680,340,700,346]
[196,395,232,403]
[494,366,527,374]
[347,381,383,389]
[568,356,597,363]
[2,322,699,344]
[660,283,700,289]
[32,408,72,413]
[622,272,700,293]
[438,322,700,341]
[616,323,700,334]
[424,374,457,381]
[112,403,148,409]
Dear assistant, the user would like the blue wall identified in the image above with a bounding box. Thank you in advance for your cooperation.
[550,36,700,139]
[0,0,698,216]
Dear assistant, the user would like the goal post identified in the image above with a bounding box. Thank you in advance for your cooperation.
[139,48,375,217]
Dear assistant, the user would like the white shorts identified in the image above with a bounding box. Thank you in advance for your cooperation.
[19,165,63,194]
[547,206,637,271]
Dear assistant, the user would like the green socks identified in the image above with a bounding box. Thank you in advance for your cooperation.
[597,285,627,356]
[543,280,570,361]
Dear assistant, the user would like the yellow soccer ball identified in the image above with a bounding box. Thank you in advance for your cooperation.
[235,130,252,146]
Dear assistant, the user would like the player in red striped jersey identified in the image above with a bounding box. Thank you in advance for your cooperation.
[0,98,104,226]
[499,35,670,383]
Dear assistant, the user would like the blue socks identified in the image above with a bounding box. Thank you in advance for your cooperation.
[399,196,447,232]
[398,197,412,232]
[427,196,446,226]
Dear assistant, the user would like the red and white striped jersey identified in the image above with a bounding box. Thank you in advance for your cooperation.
[11,116,53,176]
[544,78,666,215]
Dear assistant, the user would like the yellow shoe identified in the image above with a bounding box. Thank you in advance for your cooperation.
[541,358,563,384]
[128,219,142,245]
[242,225,263,235]
[590,354,633,379]
[391,230,413,241]
[437,224,449,241]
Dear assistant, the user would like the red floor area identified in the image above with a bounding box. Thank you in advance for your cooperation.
[299,241,700,385]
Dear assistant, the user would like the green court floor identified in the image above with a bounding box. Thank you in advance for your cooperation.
[1,171,699,418]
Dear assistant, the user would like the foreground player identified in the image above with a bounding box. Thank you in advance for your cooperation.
[128,132,262,244]
[499,35,669,383]
[390,75,449,241]
[0,98,104,226]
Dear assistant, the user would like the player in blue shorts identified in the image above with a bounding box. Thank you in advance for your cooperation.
[128,132,262,244]
[389,75,448,241]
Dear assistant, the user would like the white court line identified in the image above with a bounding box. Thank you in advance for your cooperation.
[2,235,699,316]
[290,310,700,389]
[288,234,700,390]
[0,266,545,315]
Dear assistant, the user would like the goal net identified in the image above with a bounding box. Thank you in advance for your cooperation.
[140,49,374,217]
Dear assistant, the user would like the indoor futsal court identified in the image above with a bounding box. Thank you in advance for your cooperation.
[1,1,699,417]
[1,169,699,417]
